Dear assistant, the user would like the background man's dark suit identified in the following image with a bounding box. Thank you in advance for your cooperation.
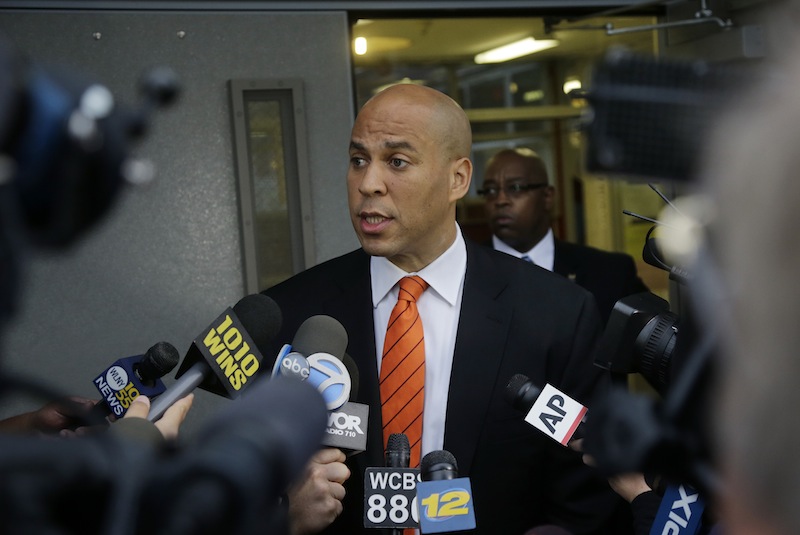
[263,240,627,535]
[552,239,649,327]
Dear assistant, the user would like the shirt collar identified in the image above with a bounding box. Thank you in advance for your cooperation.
[371,223,467,308]
[492,228,554,265]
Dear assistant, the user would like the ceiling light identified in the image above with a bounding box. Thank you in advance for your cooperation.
[474,37,559,64]
[563,78,582,95]
[354,37,367,55]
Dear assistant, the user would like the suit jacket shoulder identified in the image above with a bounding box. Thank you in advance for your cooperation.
[553,239,649,324]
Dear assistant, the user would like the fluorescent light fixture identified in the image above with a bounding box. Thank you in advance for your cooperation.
[354,37,367,55]
[474,37,559,64]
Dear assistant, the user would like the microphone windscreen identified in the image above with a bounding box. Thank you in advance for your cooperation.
[420,450,458,481]
[387,433,409,453]
[505,373,541,413]
[233,294,283,353]
[505,374,529,405]
[136,341,180,381]
[291,315,348,358]
[386,433,410,468]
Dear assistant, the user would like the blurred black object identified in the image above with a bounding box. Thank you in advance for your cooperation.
[583,47,742,181]
[580,50,730,498]
[595,292,677,396]
[0,37,178,248]
[0,377,327,535]
[0,34,178,323]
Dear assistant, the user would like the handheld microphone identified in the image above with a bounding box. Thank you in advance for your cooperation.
[650,483,705,535]
[271,315,348,396]
[271,315,368,453]
[322,352,368,454]
[147,294,282,422]
[91,341,180,419]
[505,373,588,446]
[386,432,411,469]
[417,450,476,533]
[364,433,419,530]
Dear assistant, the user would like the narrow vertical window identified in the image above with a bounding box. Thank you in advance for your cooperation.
[229,79,314,293]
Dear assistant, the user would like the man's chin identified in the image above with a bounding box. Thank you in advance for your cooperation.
[495,230,521,247]
[358,236,391,258]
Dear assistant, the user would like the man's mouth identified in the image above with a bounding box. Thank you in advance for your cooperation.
[364,215,386,225]
[359,212,392,233]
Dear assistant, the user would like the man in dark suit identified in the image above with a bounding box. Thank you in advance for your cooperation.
[479,148,648,326]
[263,84,627,534]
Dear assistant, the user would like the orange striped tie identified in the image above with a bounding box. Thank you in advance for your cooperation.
[380,275,428,468]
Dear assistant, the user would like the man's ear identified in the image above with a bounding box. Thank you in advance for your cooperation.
[450,157,472,201]
[543,184,556,212]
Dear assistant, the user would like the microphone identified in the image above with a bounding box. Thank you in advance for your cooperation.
[272,315,349,407]
[147,294,282,422]
[650,483,706,535]
[416,450,476,533]
[364,433,419,530]
[320,350,368,454]
[137,377,328,535]
[386,432,411,469]
[420,450,458,481]
[505,373,588,446]
[91,341,180,419]
[271,315,368,454]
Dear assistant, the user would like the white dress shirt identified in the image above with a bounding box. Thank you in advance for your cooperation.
[370,224,467,458]
[492,228,555,271]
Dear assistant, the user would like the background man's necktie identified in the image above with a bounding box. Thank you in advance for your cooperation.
[380,275,428,468]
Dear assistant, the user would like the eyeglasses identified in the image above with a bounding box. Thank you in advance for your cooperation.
[477,182,548,200]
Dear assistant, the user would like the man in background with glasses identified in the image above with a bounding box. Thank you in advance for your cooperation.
[480,148,647,325]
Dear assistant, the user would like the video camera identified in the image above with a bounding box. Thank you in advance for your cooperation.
[578,47,749,497]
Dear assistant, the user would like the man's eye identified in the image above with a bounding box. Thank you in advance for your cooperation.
[351,156,366,167]
[508,183,524,193]
[389,158,408,168]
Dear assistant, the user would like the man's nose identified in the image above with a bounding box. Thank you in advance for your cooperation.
[357,164,387,196]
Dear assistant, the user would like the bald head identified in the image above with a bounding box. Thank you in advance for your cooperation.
[363,84,472,160]
[347,83,473,272]
[485,148,550,185]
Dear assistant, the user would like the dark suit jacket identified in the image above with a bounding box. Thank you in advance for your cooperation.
[263,240,628,535]
[553,240,649,327]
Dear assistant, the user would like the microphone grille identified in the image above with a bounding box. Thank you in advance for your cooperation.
[136,341,180,381]
[505,373,530,406]
[387,433,409,453]
[420,449,458,481]
[234,294,283,353]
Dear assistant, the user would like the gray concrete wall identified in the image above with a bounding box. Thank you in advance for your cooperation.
[0,9,357,437]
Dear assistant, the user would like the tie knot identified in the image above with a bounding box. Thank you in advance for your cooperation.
[398,276,428,302]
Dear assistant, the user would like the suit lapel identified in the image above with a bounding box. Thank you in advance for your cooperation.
[444,242,512,473]
[319,250,385,469]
